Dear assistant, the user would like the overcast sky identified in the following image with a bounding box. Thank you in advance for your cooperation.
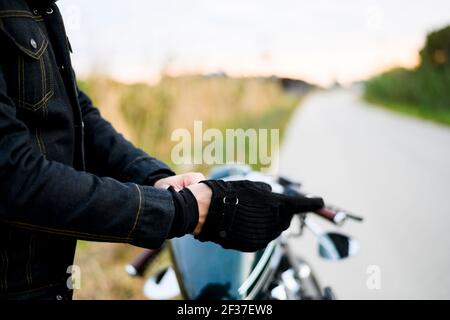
[59,0,450,86]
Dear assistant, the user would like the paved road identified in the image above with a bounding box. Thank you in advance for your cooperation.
[279,88,450,299]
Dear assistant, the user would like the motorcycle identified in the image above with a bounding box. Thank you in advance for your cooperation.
[126,164,363,300]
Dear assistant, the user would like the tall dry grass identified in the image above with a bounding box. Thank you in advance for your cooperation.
[79,75,299,170]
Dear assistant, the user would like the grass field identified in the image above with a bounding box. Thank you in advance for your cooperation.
[364,67,450,127]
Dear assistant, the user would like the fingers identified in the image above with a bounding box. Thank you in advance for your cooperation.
[154,172,206,191]
[182,172,205,187]
[252,181,272,192]
[275,193,324,213]
[299,196,325,212]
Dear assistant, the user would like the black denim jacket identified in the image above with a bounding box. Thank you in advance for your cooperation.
[0,0,177,298]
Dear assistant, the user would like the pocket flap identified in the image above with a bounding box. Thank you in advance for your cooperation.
[0,10,48,60]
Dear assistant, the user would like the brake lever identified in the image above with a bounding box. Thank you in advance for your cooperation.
[126,245,164,277]
[315,206,364,225]
[279,180,364,225]
[346,212,364,222]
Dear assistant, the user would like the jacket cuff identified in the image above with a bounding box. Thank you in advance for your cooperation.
[145,170,175,186]
[167,186,199,238]
[130,185,176,249]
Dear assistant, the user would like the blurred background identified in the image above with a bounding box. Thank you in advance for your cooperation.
[58,0,450,299]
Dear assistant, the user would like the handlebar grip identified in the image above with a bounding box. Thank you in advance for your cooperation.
[315,207,347,225]
[126,247,164,277]
[282,185,362,225]
[316,207,336,221]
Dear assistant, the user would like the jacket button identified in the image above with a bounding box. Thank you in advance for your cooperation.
[219,230,227,238]
[56,294,63,300]
[30,38,38,49]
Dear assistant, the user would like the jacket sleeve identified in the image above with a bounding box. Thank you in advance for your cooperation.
[78,89,175,186]
[0,67,175,248]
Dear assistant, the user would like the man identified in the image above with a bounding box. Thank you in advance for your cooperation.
[0,0,323,300]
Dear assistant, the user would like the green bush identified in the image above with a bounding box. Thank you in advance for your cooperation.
[420,25,450,69]
[364,25,450,126]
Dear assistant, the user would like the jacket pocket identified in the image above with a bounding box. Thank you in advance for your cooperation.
[0,11,54,114]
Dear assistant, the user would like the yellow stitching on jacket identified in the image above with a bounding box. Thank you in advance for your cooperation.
[11,40,54,113]
[43,55,52,119]
[18,32,49,59]
[19,38,48,60]
[128,184,143,238]
[0,10,35,18]
[6,221,132,242]
[40,54,45,117]
[0,21,49,59]
[32,15,44,22]
[41,54,49,118]
[12,90,53,111]
[13,90,53,107]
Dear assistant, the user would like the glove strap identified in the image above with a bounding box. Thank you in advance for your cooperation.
[219,191,239,238]
[196,180,239,241]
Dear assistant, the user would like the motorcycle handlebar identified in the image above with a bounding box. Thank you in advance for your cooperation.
[125,246,164,277]
[281,182,363,225]
[125,176,363,277]
[312,204,363,225]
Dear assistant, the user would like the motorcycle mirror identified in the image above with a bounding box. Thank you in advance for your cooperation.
[318,232,359,261]
[143,267,181,300]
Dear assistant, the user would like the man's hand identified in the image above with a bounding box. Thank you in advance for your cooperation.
[154,172,211,235]
[154,172,205,191]
[186,183,212,235]
[194,180,324,252]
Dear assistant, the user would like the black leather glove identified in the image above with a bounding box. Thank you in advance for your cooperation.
[195,180,324,252]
